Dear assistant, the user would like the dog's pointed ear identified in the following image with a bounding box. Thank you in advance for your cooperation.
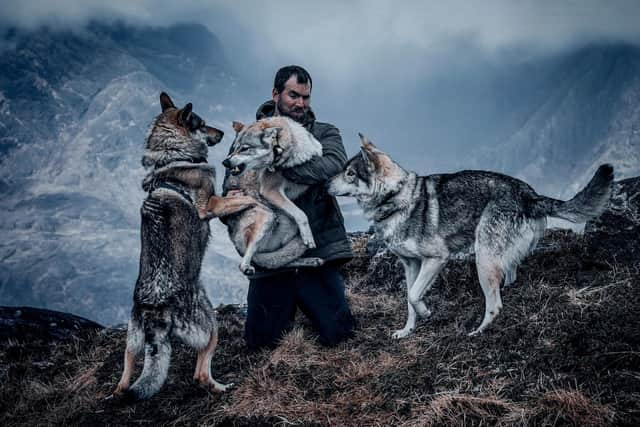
[232,121,245,133]
[359,132,378,152]
[359,133,376,171]
[179,103,193,125]
[360,148,375,172]
[160,92,176,112]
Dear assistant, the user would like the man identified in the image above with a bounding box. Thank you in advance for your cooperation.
[244,65,356,350]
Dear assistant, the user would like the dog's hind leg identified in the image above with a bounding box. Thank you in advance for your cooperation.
[259,182,316,249]
[114,311,144,395]
[469,254,504,336]
[503,265,518,288]
[125,309,172,400]
[196,330,233,392]
[503,217,545,288]
[469,206,544,335]
[174,293,232,392]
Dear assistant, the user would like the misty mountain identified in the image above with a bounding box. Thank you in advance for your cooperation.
[0,22,250,325]
[467,44,640,198]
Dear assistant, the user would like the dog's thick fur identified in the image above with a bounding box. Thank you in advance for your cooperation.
[202,117,324,275]
[113,93,231,401]
[328,135,614,338]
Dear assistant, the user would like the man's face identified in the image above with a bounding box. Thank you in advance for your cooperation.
[273,75,311,123]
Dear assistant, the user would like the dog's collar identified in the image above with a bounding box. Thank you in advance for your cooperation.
[154,156,208,169]
[154,181,194,204]
[372,179,407,222]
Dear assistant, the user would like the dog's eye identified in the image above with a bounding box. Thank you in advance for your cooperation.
[239,146,249,152]
[346,169,355,177]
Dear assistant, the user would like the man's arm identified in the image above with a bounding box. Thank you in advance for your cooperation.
[281,125,347,185]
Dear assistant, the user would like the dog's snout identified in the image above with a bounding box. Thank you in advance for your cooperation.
[222,158,231,168]
[207,133,223,146]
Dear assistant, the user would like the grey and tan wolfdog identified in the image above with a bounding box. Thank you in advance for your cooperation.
[328,135,614,338]
[113,92,232,401]
[201,117,324,275]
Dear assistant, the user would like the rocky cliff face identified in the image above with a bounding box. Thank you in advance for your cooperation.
[0,23,249,325]
[469,44,640,198]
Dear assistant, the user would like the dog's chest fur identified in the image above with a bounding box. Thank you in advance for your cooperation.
[367,174,449,259]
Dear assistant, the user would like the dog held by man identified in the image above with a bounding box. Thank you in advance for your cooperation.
[113,93,232,401]
[328,135,613,338]
[200,116,326,275]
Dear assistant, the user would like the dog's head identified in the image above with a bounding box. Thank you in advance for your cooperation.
[327,133,405,202]
[142,92,224,168]
[222,120,284,176]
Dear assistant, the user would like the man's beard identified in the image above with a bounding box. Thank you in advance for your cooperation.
[276,99,307,124]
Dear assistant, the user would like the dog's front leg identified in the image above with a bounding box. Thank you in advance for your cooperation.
[238,206,274,275]
[200,194,257,220]
[259,176,315,248]
[393,257,420,339]
[394,257,446,339]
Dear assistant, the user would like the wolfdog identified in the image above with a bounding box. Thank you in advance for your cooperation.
[328,135,613,338]
[113,92,232,401]
[201,117,324,275]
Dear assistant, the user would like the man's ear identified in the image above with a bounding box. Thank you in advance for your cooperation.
[160,92,176,112]
[232,121,245,133]
[179,103,193,125]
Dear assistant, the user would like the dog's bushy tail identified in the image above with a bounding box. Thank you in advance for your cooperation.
[124,313,172,401]
[532,164,614,223]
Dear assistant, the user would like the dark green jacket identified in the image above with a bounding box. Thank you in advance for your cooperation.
[254,100,353,274]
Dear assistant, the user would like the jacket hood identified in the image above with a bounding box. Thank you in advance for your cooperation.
[256,100,316,128]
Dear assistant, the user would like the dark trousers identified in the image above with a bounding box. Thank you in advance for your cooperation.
[245,264,356,351]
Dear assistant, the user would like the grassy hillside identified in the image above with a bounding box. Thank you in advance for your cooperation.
[2,180,639,426]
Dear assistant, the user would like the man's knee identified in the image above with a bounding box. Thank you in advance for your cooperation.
[310,300,356,347]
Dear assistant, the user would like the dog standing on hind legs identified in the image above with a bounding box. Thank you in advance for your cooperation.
[328,134,614,338]
[113,92,232,401]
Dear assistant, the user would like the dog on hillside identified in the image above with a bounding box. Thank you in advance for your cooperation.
[200,117,325,275]
[328,134,614,338]
[113,92,232,401]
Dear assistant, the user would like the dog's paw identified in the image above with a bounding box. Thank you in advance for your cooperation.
[240,263,255,276]
[197,206,211,220]
[391,328,413,339]
[302,235,316,249]
[468,327,483,337]
[214,382,234,393]
[113,382,129,396]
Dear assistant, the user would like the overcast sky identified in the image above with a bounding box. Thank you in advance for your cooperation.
[2,0,640,174]
[3,1,640,82]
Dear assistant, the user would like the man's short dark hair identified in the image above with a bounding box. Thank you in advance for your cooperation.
[273,65,313,94]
